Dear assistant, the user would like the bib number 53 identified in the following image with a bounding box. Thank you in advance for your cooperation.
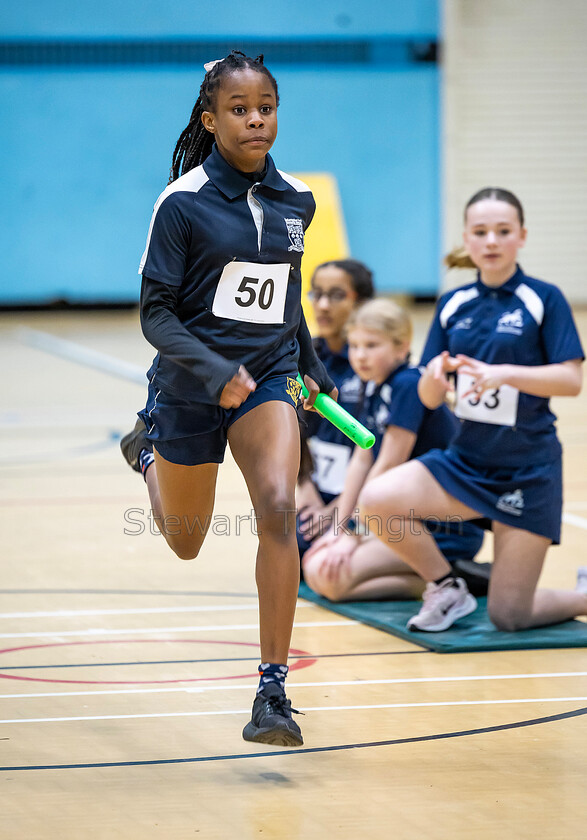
[455,373,519,427]
[212,261,289,324]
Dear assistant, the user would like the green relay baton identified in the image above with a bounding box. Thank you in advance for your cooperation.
[297,374,375,450]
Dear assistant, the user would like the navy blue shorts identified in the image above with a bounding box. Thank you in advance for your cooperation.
[139,373,302,466]
[418,447,562,544]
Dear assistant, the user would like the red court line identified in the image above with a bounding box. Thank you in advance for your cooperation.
[0,638,317,685]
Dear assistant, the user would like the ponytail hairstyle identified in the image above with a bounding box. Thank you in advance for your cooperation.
[443,246,476,270]
[313,259,375,303]
[168,50,279,184]
[345,298,413,351]
[444,186,525,270]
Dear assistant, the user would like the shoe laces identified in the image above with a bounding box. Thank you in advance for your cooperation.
[423,578,460,604]
[264,692,304,717]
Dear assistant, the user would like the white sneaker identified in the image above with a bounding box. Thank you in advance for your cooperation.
[407,577,477,632]
[576,567,587,596]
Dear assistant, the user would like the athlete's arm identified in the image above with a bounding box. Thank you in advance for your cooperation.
[457,356,583,398]
[140,276,244,403]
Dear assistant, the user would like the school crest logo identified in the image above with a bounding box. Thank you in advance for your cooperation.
[284,218,304,252]
[374,403,390,435]
[497,308,524,335]
[380,384,393,405]
[286,376,302,404]
[339,374,362,405]
[496,488,524,516]
[455,316,473,330]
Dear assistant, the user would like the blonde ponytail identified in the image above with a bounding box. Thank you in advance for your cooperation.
[444,247,476,270]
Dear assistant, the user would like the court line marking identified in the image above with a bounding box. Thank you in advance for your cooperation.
[15,327,146,386]
[562,512,587,530]
[4,706,587,771]
[0,619,358,640]
[0,603,314,619]
[1,671,586,699]
[2,696,587,725]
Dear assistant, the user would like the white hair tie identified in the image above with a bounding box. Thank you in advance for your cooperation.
[204,58,223,72]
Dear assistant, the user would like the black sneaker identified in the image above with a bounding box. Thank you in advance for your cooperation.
[120,417,152,472]
[242,683,304,747]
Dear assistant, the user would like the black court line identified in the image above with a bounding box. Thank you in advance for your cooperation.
[0,649,428,671]
[3,706,586,772]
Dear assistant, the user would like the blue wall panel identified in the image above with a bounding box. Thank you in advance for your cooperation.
[0,1,440,304]
[0,65,438,303]
[1,1,438,38]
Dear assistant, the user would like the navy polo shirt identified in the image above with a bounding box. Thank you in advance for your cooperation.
[421,266,584,467]
[362,363,459,461]
[303,338,363,444]
[139,146,316,402]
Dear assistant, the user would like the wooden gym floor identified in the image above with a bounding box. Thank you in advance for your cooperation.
[1,307,586,840]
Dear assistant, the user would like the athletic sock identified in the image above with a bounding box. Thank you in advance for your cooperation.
[138,448,154,480]
[433,570,459,587]
[257,662,289,695]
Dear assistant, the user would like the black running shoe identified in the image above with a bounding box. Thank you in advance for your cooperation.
[120,417,152,472]
[242,683,304,747]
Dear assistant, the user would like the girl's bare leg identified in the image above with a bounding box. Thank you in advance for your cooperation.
[145,450,219,560]
[303,536,425,601]
[488,523,587,630]
[359,460,481,580]
[228,401,301,664]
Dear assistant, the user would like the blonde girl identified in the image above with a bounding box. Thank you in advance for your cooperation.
[303,298,483,605]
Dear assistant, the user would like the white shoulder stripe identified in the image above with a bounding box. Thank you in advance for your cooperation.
[439,287,479,328]
[139,165,209,274]
[277,169,312,193]
[515,283,544,325]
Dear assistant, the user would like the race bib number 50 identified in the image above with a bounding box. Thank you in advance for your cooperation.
[212,262,290,325]
[455,373,519,427]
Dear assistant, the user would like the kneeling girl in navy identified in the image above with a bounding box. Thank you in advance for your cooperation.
[121,52,335,745]
[360,188,587,633]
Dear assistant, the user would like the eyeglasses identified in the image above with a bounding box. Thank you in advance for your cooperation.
[308,288,351,303]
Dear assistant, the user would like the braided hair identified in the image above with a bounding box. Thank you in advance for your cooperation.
[169,50,279,184]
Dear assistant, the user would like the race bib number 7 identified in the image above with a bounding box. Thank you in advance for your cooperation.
[307,438,351,496]
[212,261,290,325]
[455,373,519,427]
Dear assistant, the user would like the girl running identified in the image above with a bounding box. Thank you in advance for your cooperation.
[120,52,335,745]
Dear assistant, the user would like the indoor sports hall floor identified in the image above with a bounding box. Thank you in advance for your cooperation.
[1,306,587,840]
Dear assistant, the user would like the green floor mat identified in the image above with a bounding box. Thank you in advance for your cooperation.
[298,582,587,652]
